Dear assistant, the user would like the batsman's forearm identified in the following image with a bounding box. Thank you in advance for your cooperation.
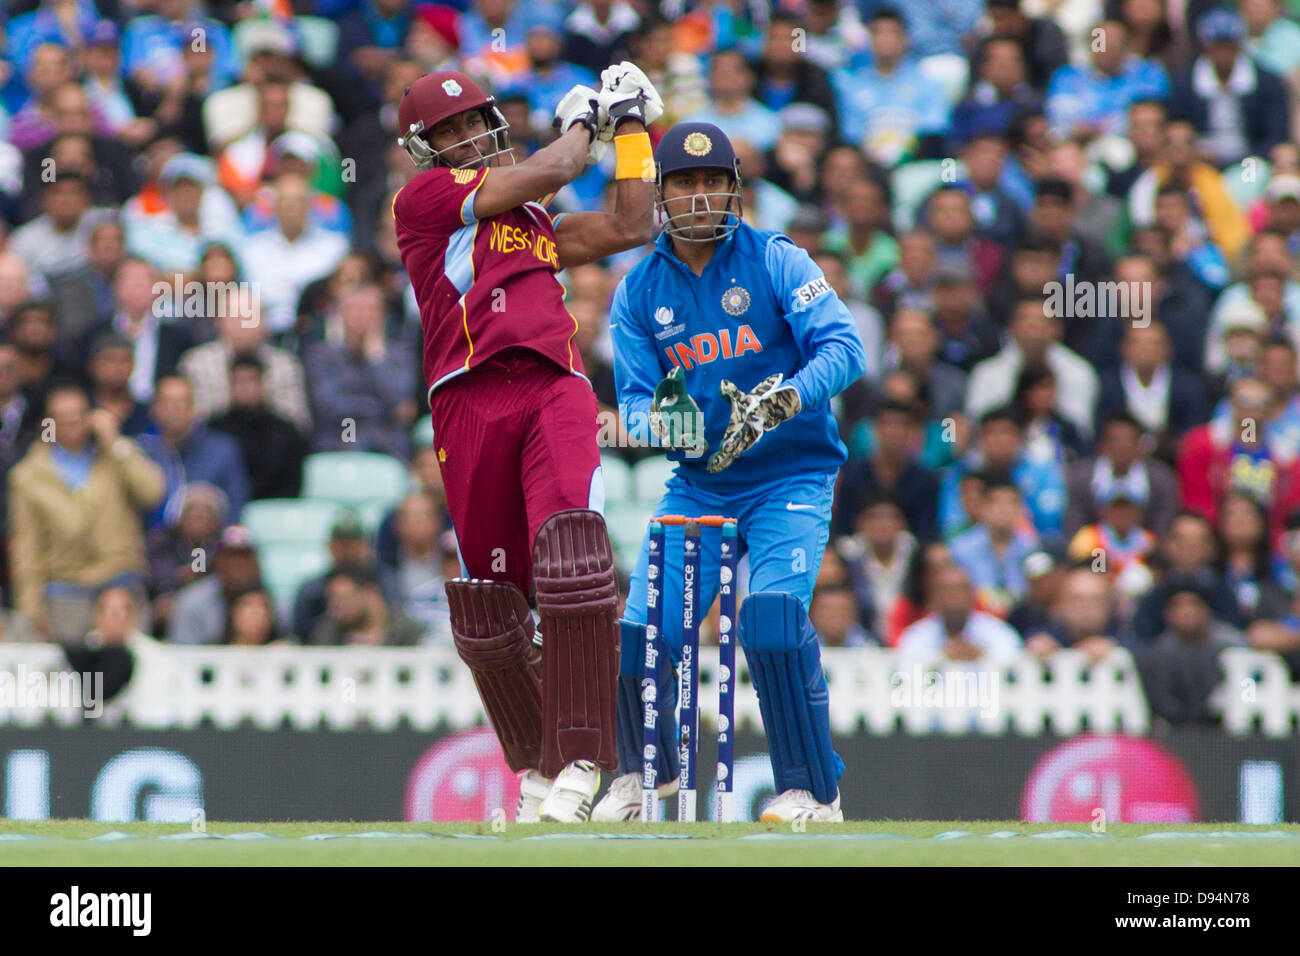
[536,125,594,186]
[609,179,655,248]
[610,125,655,247]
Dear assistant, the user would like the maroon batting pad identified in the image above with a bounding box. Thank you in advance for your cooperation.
[447,578,544,773]
[532,509,621,775]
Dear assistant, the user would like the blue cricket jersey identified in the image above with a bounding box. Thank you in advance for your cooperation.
[610,223,867,493]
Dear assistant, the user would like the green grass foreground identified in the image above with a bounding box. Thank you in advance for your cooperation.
[2,820,1299,865]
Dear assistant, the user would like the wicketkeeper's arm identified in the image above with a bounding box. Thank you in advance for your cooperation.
[610,279,663,448]
[766,235,867,410]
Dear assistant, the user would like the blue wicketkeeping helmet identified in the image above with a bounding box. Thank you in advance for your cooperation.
[654,121,744,242]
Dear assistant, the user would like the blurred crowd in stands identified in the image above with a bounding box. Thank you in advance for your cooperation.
[4,0,1300,725]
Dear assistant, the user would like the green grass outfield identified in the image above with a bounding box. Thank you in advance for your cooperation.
[2,820,1300,865]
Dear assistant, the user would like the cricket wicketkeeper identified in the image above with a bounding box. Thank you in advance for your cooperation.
[597,121,867,822]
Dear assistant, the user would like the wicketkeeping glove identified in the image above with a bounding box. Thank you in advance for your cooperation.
[706,373,802,473]
[649,365,706,456]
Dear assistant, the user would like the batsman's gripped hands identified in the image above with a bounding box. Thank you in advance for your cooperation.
[596,61,665,138]
[706,373,802,473]
[552,63,664,169]
[649,365,706,457]
[552,84,606,165]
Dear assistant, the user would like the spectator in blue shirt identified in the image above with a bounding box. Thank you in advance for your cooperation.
[1045,18,1170,140]
[683,49,782,153]
[949,474,1041,617]
[337,0,416,108]
[139,376,250,530]
[753,10,841,141]
[833,7,951,168]
[949,37,1044,150]
[4,0,101,93]
[897,0,985,59]
[940,406,1069,537]
[506,15,598,139]
[122,0,242,96]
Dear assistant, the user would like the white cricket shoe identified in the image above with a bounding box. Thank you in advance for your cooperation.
[759,789,844,823]
[538,760,600,822]
[591,771,681,822]
[515,769,553,823]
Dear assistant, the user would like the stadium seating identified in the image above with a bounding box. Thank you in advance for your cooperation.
[241,499,342,548]
[287,17,340,69]
[917,53,970,106]
[632,455,678,502]
[410,416,434,450]
[598,453,633,504]
[257,544,332,617]
[356,498,393,536]
[302,452,411,508]
[890,159,957,232]
[1221,159,1272,209]
[605,499,655,571]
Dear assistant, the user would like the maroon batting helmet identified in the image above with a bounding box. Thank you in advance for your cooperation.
[396,70,513,171]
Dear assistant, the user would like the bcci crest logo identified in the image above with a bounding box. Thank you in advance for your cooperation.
[442,79,463,97]
[721,286,750,316]
[654,306,674,326]
[683,132,712,156]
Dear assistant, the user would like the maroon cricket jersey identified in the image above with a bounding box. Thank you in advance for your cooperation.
[393,166,586,397]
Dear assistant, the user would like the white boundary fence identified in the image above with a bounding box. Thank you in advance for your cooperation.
[0,643,1296,736]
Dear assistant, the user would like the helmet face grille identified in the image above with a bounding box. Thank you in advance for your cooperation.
[399,107,515,171]
[654,161,744,242]
[396,72,513,172]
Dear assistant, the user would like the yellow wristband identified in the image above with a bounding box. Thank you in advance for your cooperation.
[614,131,653,181]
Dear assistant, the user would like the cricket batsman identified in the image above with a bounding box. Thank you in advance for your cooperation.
[594,122,867,822]
[392,64,662,822]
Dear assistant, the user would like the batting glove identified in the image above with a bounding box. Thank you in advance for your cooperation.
[597,60,665,134]
[554,84,600,137]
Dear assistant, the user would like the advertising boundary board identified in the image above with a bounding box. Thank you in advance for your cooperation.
[0,726,1294,823]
